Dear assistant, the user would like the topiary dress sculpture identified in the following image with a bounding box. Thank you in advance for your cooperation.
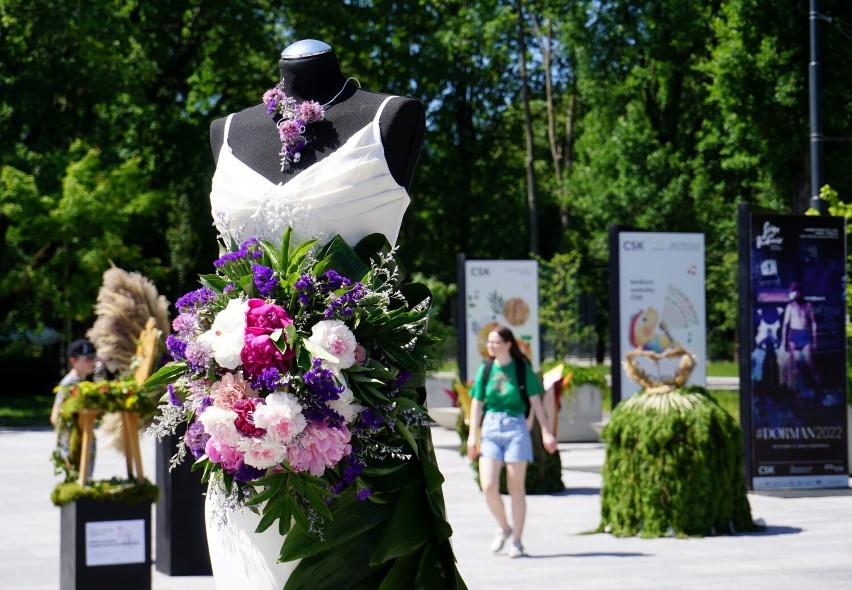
[597,348,759,537]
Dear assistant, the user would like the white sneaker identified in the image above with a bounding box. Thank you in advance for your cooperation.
[490,527,512,553]
[508,541,525,558]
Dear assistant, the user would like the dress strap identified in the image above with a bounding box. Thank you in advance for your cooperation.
[372,96,397,127]
[222,113,235,146]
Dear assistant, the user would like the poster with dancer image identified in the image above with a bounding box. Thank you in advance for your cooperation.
[611,231,707,402]
[740,208,848,489]
[462,259,539,382]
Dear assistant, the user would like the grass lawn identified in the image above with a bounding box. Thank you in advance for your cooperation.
[0,394,54,427]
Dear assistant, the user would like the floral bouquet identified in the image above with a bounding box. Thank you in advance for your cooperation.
[145,229,463,586]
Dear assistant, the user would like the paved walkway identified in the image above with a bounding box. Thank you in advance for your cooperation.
[2,425,851,589]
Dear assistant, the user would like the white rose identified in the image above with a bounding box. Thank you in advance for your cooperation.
[303,319,357,372]
[197,298,248,370]
[327,384,364,424]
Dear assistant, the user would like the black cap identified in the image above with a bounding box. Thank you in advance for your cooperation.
[69,339,96,358]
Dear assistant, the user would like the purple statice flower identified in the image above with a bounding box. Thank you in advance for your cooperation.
[359,408,385,431]
[184,420,210,459]
[319,270,351,294]
[323,282,365,319]
[234,463,265,482]
[252,264,279,297]
[392,370,411,389]
[303,358,344,402]
[166,334,187,361]
[175,287,216,313]
[252,367,283,392]
[357,488,373,501]
[213,238,263,268]
[329,453,363,496]
[223,283,236,295]
[167,384,183,407]
[294,274,316,306]
[341,453,363,484]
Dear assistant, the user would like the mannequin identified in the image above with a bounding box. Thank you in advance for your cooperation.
[210,40,425,190]
[201,41,466,590]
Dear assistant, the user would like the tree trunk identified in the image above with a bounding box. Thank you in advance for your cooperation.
[516,0,538,255]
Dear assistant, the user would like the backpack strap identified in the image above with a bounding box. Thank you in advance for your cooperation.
[481,358,530,418]
[515,359,530,418]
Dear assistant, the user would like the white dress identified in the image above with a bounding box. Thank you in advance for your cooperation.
[210,95,410,248]
[205,95,410,590]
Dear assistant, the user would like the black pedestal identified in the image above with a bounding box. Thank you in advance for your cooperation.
[60,497,152,590]
[154,430,212,575]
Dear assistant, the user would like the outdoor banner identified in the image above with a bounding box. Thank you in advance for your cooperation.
[738,208,848,489]
[461,259,539,382]
[611,230,707,402]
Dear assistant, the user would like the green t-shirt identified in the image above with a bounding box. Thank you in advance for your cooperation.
[470,358,542,417]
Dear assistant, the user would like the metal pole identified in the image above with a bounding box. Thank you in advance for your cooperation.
[809,0,826,214]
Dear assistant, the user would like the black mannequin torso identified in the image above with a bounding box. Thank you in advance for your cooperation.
[210,46,425,190]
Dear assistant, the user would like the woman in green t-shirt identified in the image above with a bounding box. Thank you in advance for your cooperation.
[466,325,557,558]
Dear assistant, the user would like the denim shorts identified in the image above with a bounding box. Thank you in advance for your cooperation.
[479,411,532,463]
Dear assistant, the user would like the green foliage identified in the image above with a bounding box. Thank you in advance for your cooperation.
[50,477,159,507]
[598,385,758,537]
[537,251,592,359]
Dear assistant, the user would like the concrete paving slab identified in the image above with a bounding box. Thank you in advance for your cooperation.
[2,424,851,589]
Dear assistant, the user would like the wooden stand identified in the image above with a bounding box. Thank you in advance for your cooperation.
[76,410,144,486]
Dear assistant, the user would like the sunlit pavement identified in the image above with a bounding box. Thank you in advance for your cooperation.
[2,425,851,589]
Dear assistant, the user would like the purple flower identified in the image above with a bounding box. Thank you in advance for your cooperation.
[167,384,182,407]
[166,334,187,361]
[299,100,325,123]
[357,488,373,501]
[184,421,209,459]
[184,341,211,373]
[252,367,283,392]
[252,264,279,297]
[303,358,344,402]
[278,119,304,142]
[175,287,216,313]
[359,408,384,430]
[234,463,265,482]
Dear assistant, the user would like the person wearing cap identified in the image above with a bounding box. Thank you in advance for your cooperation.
[50,339,99,477]
[49,339,98,427]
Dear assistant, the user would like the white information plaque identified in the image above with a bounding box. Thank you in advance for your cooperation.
[85,519,146,566]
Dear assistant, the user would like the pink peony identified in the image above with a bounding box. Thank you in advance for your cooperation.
[252,392,306,445]
[241,333,291,380]
[245,298,293,333]
[240,437,284,469]
[242,299,295,379]
[205,438,245,473]
[209,371,253,410]
[287,423,352,476]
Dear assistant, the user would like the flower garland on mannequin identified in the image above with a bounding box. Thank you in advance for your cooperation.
[262,76,360,169]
